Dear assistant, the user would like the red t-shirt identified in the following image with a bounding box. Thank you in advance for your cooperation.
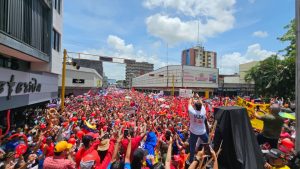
[75,140,100,168]
[121,136,142,159]
[42,143,54,157]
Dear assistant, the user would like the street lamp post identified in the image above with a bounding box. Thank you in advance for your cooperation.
[60,49,67,111]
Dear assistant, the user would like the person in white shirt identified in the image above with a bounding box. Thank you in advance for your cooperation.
[188,93,209,164]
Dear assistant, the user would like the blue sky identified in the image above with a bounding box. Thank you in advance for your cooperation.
[63,0,294,80]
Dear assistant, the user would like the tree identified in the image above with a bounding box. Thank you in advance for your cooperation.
[245,19,296,98]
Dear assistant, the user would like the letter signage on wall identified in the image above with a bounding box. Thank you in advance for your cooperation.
[0,67,57,100]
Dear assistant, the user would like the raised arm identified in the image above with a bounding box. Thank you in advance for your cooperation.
[165,137,173,169]
[111,133,123,163]
[125,137,132,163]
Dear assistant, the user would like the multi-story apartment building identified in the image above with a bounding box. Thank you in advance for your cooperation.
[182,45,217,68]
[0,0,63,114]
[125,60,154,88]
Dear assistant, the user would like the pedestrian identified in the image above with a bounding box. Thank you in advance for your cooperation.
[43,141,75,169]
[254,104,285,148]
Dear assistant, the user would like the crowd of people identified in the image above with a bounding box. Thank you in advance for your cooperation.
[0,88,299,169]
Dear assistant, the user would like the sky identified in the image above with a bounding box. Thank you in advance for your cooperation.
[63,0,295,80]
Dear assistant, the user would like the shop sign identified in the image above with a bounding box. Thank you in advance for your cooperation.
[0,75,41,100]
[72,79,85,84]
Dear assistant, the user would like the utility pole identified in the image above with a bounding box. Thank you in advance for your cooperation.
[296,0,300,152]
[172,74,175,96]
[60,49,67,111]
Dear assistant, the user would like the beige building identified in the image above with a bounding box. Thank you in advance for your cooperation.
[58,65,102,96]
[239,61,259,83]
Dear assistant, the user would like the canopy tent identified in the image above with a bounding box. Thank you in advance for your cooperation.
[213,106,265,169]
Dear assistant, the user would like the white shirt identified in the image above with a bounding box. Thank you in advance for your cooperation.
[188,104,207,135]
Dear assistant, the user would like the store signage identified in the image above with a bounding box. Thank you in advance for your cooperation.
[0,75,41,100]
[73,79,85,84]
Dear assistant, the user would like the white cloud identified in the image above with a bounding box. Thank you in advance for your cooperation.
[252,31,268,38]
[144,0,236,44]
[249,0,256,3]
[219,43,275,74]
[107,35,134,54]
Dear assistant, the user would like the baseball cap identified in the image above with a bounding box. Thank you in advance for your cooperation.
[267,149,285,159]
[54,141,73,153]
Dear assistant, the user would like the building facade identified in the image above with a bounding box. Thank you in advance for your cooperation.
[72,58,104,77]
[125,60,154,88]
[182,46,217,68]
[58,65,102,96]
[239,61,258,83]
[132,65,218,96]
[218,74,255,96]
[0,0,63,112]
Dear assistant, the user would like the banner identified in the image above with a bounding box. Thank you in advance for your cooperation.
[237,97,270,130]
[179,89,193,98]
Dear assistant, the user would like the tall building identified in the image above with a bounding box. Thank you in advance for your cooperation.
[182,46,217,68]
[0,0,63,113]
[125,60,154,88]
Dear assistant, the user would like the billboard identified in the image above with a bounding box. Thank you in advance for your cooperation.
[183,66,218,84]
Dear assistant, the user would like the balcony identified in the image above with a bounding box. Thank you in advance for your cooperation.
[0,0,51,62]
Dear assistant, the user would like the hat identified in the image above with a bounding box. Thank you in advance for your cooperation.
[54,141,73,153]
[267,149,285,159]
[97,139,110,151]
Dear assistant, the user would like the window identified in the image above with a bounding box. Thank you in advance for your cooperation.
[52,29,60,52]
[0,55,30,71]
[54,0,61,14]
[0,0,51,55]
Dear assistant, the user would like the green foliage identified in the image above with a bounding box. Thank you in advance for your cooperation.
[278,19,296,57]
[245,19,296,98]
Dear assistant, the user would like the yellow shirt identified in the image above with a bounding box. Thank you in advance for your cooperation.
[273,165,290,169]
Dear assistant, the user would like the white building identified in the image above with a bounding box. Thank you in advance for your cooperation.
[58,65,103,96]
[132,65,218,95]
[0,0,63,112]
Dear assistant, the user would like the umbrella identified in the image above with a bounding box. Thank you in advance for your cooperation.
[279,112,296,120]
